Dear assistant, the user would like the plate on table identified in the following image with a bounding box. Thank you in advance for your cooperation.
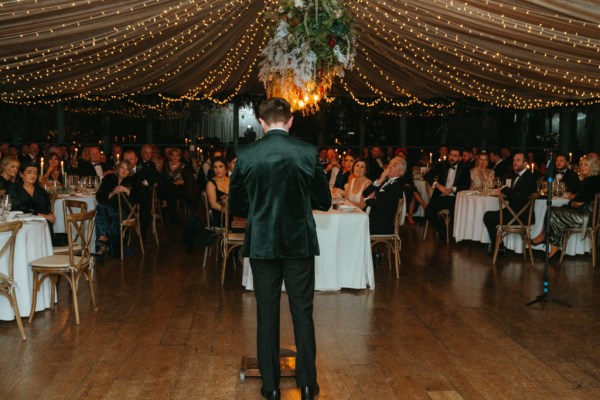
[338,205,357,212]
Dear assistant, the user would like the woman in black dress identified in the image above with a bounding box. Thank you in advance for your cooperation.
[531,155,600,258]
[0,156,20,191]
[205,157,229,227]
[95,160,136,256]
[8,162,56,231]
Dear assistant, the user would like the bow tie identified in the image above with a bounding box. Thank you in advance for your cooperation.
[557,170,566,174]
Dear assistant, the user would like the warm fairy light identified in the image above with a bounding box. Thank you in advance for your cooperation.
[0,0,598,112]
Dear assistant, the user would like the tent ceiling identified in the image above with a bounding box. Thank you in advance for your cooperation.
[1,0,599,108]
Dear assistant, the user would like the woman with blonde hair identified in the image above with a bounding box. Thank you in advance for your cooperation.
[0,156,20,191]
[470,151,495,190]
[531,155,600,259]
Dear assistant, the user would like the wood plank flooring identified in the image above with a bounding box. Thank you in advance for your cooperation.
[1,220,599,399]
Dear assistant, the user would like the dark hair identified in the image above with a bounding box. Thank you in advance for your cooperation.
[212,156,228,168]
[19,161,38,173]
[258,98,292,125]
[555,153,568,161]
[46,151,60,161]
[352,157,369,175]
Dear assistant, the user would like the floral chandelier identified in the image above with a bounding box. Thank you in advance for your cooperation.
[259,0,356,114]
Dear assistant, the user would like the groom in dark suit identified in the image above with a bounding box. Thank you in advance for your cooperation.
[424,148,471,240]
[483,152,538,252]
[229,98,331,400]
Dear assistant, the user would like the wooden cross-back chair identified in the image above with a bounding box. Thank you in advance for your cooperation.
[201,191,224,268]
[29,210,97,325]
[422,183,451,243]
[492,193,539,268]
[53,199,88,255]
[118,192,145,260]
[370,198,404,279]
[220,195,245,285]
[560,193,600,266]
[0,221,26,339]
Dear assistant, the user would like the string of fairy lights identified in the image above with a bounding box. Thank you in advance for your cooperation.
[1,0,599,115]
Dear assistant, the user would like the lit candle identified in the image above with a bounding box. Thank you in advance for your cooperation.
[569,152,572,163]
[61,160,64,176]
[116,153,120,162]
[532,163,535,174]
[429,152,432,164]
[40,157,44,177]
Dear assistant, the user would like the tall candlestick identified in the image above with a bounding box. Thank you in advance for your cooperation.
[40,157,44,177]
[429,152,432,164]
[61,160,65,176]
[116,154,120,163]
[569,152,572,163]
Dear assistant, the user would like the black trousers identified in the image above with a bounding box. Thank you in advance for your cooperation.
[424,195,456,232]
[250,257,317,390]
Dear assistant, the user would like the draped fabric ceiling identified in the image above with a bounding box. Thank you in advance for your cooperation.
[1,0,599,109]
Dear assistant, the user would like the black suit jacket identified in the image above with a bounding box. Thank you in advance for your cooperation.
[365,157,384,181]
[492,159,510,180]
[229,129,331,259]
[553,168,581,194]
[363,177,404,234]
[500,169,538,224]
[131,160,159,203]
[424,161,470,199]
[78,160,111,177]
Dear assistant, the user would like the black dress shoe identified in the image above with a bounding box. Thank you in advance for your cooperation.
[300,383,320,400]
[260,386,280,400]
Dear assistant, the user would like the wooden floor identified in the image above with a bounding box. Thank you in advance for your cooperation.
[1,220,600,400]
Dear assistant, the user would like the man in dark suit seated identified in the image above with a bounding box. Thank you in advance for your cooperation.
[123,146,159,237]
[229,98,331,400]
[78,146,113,178]
[483,152,538,254]
[490,149,509,180]
[424,148,471,240]
[365,145,385,181]
[362,156,406,234]
[553,153,581,194]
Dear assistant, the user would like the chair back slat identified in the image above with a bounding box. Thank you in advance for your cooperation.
[63,199,88,244]
[221,195,230,236]
[202,191,213,230]
[65,210,96,270]
[118,192,138,224]
[592,193,600,231]
[393,197,405,236]
[0,221,23,280]
[498,193,538,227]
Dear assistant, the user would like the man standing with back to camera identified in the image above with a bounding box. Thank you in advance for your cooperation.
[229,98,331,400]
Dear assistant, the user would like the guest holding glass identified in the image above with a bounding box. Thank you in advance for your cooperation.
[531,155,600,259]
[0,156,20,191]
[40,152,65,188]
[95,160,136,256]
[342,158,371,210]
[205,157,229,227]
[470,151,495,190]
[8,162,56,230]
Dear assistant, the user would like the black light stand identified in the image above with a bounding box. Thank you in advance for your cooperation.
[527,147,571,308]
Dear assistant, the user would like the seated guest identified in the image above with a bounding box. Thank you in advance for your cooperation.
[8,162,56,231]
[489,149,509,179]
[205,157,229,227]
[461,149,475,169]
[40,152,65,188]
[333,154,354,190]
[483,152,537,254]
[0,156,20,191]
[123,146,159,237]
[95,160,136,256]
[366,146,385,181]
[324,149,341,188]
[159,147,194,223]
[531,155,600,259]
[363,156,406,234]
[553,153,581,194]
[78,146,112,178]
[343,158,371,210]
[470,151,495,190]
[424,148,471,240]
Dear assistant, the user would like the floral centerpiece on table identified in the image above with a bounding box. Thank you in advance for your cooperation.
[259,0,356,114]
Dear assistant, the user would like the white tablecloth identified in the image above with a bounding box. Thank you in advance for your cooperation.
[0,219,53,321]
[242,206,375,291]
[413,180,429,217]
[453,192,590,256]
[54,194,98,252]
